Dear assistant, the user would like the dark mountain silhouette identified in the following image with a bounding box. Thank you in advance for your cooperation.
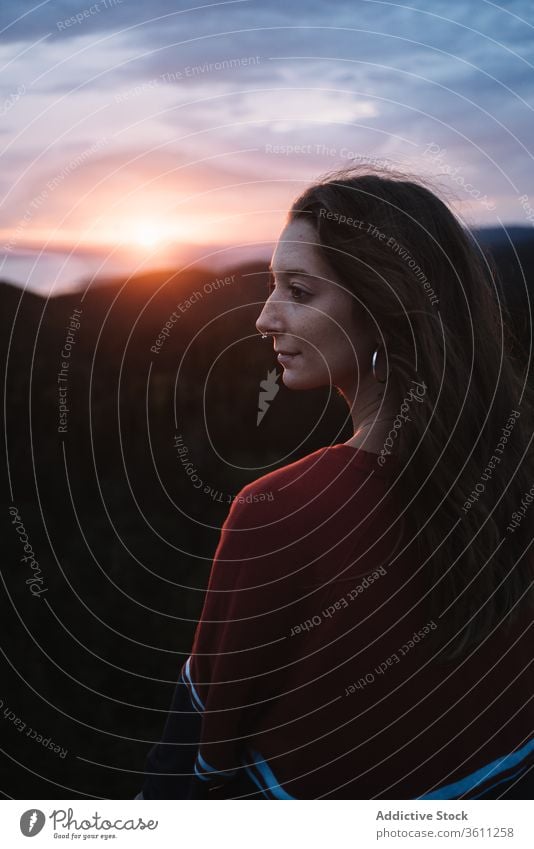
[1,260,348,800]
[1,228,533,799]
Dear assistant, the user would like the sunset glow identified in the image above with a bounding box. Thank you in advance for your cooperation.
[0,0,530,297]
[130,221,170,249]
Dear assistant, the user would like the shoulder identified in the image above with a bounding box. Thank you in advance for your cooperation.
[228,445,331,512]
[221,445,394,541]
[210,445,399,593]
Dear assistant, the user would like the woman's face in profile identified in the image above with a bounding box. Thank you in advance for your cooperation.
[256,217,376,393]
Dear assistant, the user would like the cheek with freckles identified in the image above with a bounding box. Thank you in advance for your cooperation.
[308,311,362,380]
[279,317,357,389]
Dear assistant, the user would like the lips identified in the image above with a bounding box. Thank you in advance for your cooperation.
[276,351,300,364]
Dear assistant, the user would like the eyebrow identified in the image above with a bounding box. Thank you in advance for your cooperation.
[268,265,312,276]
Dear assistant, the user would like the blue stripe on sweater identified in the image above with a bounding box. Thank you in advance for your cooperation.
[418,737,534,800]
[472,763,531,798]
[182,656,205,712]
[245,748,296,800]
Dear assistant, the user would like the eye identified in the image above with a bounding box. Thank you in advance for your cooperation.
[266,277,308,301]
[289,284,307,301]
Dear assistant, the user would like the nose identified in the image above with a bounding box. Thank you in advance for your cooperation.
[255,294,283,338]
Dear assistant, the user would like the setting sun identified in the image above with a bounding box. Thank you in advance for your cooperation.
[131,221,168,249]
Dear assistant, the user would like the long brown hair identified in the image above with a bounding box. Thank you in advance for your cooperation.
[289,165,534,661]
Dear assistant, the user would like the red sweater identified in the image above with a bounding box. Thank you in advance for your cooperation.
[141,444,534,799]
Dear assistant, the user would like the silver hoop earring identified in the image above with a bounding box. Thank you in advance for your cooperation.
[261,334,268,339]
[372,345,387,384]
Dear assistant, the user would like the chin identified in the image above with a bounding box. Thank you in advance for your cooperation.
[279,366,328,391]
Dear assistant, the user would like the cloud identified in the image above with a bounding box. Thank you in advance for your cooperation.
[0,0,533,253]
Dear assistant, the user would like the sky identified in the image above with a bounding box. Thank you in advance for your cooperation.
[0,0,533,292]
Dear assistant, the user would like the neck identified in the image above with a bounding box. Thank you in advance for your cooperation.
[338,378,400,452]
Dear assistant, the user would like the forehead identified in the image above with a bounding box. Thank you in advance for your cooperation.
[271,217,332,276]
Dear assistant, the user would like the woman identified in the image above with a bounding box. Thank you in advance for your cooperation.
[137,166,534,799]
